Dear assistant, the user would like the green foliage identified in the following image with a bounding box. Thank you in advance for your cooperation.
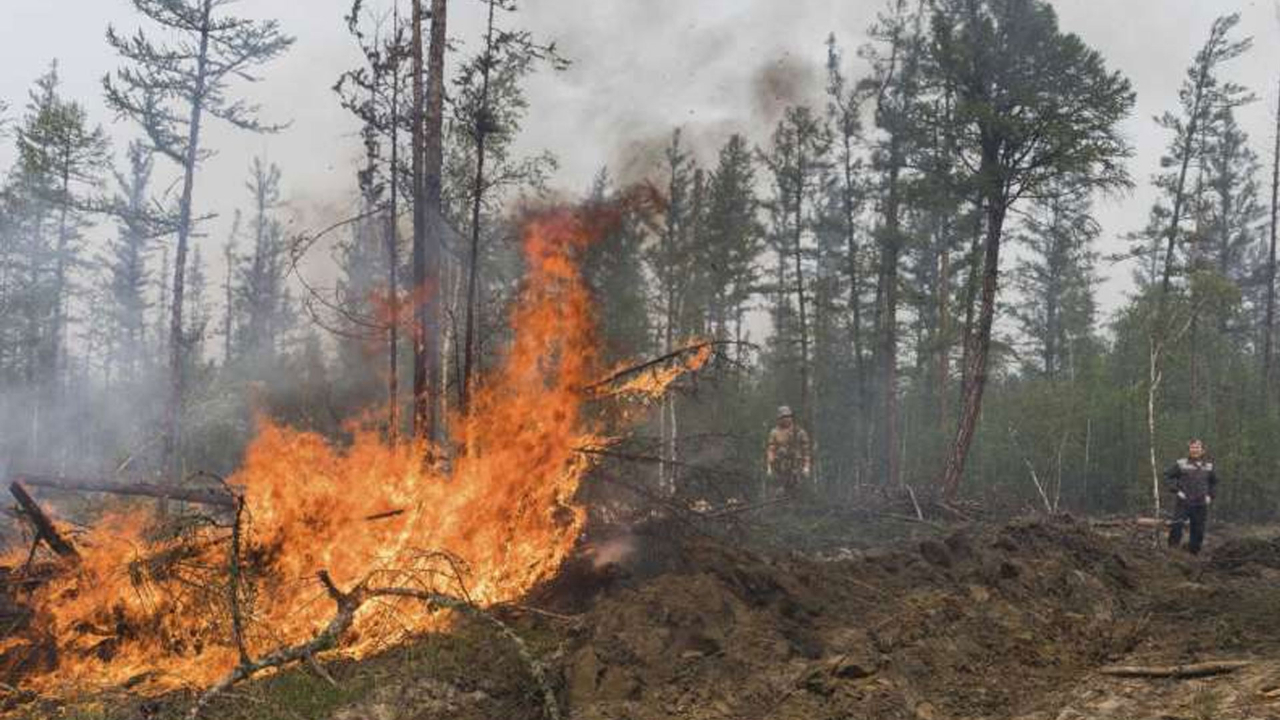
[229,157,294,370]
[581,168,651,364]
[928,0,1136,203]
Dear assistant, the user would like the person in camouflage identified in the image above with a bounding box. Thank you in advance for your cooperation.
[765,406,811,497]
[1164,438,1219,555]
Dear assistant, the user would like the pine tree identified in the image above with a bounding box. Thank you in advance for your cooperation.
[104,0,293,487]
[1135,13,1253,514]
[651,129,697,493]
[1200,107,1263,296]
[335,0,412,436]
[1012,183,1100,379]
[102,140,158,382]
[859,0,926,487]
[825,36,871,460]
[581,168,650,364]
[15,61,111,388]
[701,135,761,342]
[759,106,830,428]
[185,244,210,367]
[455,0,565,412]
[232,158,291,369]
[0,169,48,382]
[929,0,1134,498]
[1150,14,1254,299]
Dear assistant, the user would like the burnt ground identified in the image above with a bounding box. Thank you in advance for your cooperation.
[9,509,1280,720]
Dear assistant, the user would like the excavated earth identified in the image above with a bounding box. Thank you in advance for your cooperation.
[11,512,1280,720]
[539,517,1280,720]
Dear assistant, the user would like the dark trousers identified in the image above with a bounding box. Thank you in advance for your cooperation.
[1168,502,1209,554]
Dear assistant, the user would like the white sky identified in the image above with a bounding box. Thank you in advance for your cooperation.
[1,0,1278,327]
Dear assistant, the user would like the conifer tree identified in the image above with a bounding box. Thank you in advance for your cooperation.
[105,0,293,485]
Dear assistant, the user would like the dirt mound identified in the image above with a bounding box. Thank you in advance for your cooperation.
[1209,536,1280,572]
[560,517,1176,720]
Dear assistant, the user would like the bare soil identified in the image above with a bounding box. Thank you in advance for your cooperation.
[10,511,1280,720]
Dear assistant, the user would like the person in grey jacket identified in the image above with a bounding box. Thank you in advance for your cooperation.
[1164,439,1219,554]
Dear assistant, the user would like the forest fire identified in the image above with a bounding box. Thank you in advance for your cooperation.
[0,209,700,700]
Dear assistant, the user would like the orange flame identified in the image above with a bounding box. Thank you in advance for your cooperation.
[6,209,685,695]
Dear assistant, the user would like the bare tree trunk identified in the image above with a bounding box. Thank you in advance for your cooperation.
[661,253,677,495]
[51,150,72,392]
[222,239,233,365]
[880,144,903,487]
[1147,326,1178,521]
[940,179,1005,499]
[386,28,402,441]
[959,195,983,401]
[841,135,867,467]
[1082,415,1092,507]
[164,0,212,507]
[1264,81,1280,401]
[411,0,427,441]
[937,244,951,434]
[793,161,811,424]
[1158,63,1210,301]
[421,0,447,441]
[411,0,445,443]
[460,0,497,416]
[1146,303,1200,517]
[157,245,170,356]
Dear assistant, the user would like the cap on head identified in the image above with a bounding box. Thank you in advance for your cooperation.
[777,405,794,420]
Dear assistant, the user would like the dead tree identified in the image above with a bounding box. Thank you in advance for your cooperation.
[459,0,498,415]
[1264,79,1280,399]
[104,0,293,499]
[1155,14,1252,301]
[8,482,78,560]
[10,474,235,509]
[189,569,561,720]
[1098,660,1251,679]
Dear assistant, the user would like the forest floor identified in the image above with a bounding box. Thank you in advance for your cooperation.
[12,504,1280,720]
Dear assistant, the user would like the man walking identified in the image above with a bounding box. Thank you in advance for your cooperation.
[765,406,811,498]
[1164,438,1219,555]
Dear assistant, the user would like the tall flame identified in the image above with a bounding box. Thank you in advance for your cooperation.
[7,209,638,694]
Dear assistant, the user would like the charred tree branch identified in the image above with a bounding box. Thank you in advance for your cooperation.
[190,570,561,720]
[8,482,79,561]
[585,340,739,394]
[10,475,236,509]
[227,495,250,667]
[1097,660,1252,679]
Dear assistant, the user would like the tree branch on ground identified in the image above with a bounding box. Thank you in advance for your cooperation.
[190,568,561,720]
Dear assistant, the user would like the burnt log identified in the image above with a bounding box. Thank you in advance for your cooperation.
[10,475,235,510]
[1098,660,1252,679]
[8,483,78,561]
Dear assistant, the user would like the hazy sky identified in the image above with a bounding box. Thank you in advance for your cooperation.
[1,0,1278,319]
